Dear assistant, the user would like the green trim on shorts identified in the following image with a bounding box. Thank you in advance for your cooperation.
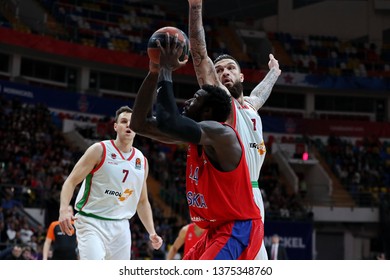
[252,181,259,188]
[78,210,121,221]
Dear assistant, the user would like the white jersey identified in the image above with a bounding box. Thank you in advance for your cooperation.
[75,140,146,220]
[232,98,266,217]
[232,98,268,260]
[232,98,266,182]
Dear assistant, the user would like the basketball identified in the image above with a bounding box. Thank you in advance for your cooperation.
[147,26,190,64]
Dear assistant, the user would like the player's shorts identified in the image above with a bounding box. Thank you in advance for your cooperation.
[183,219,263,260]
[75,214,131,260]
[252,181,268,260]
[252,181,265,222]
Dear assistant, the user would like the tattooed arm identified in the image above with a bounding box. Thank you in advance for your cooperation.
[244,54,282,110]
[188,0,223,88]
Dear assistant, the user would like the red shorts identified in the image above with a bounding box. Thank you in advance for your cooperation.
[183,219,263,260]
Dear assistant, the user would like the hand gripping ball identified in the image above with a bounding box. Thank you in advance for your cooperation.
[147,26,190,64]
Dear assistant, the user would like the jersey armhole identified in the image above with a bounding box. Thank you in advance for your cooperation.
[91,142,106,173]
[231,97,237,129]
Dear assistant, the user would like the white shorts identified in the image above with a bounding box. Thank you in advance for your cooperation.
[75,214,131,260]
[253,187,265,222]
[253,187,268,260]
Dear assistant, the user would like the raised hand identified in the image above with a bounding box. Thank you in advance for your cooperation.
[268,54,281,76]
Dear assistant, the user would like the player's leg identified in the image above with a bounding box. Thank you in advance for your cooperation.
[106,219,131,260]
[199,220,261,260]
[238,218,263,260]
[253,187,268,259]
[75,215,106,260]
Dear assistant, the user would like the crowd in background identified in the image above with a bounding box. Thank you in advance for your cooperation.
[0,92,313,260]
[0,96,179,259]
[315,135,390,206]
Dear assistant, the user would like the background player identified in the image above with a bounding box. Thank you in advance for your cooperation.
[166,222,206,260]
[58,106,163,260]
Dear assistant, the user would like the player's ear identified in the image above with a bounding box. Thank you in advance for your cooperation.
[240,73,244,83]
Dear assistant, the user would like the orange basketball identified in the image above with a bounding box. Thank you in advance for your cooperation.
[147,26,190,64]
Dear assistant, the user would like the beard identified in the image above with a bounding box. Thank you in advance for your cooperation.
[226,81,243,99]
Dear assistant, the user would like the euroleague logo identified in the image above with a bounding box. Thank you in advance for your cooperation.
[135,158,141,170]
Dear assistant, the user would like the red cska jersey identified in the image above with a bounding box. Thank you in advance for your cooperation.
[183,223,206,255]
[185,125,261,229]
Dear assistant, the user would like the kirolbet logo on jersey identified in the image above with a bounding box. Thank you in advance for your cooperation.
[249,141,266,155]
[119,189,134,201]
[104,188,134,201]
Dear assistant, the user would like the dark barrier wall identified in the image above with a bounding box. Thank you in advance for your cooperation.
[264,220,314,260]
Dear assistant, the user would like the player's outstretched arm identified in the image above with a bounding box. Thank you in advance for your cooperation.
[245,54,281,110]
[130,69,159,136]
[166,225,188,260]
[131,34,187,144]
[155,35,202,144]
[188,0,222,88]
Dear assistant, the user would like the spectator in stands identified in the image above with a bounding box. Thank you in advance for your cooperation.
[26,233,39,255]
[20,245,36,260]
[3,244,23,260]
[1,188,22,210]
[19,222,34,245]
[5,220,18,243]
[266,234,288,260]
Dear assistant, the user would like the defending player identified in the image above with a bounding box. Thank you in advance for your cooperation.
[187,0,281,259]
